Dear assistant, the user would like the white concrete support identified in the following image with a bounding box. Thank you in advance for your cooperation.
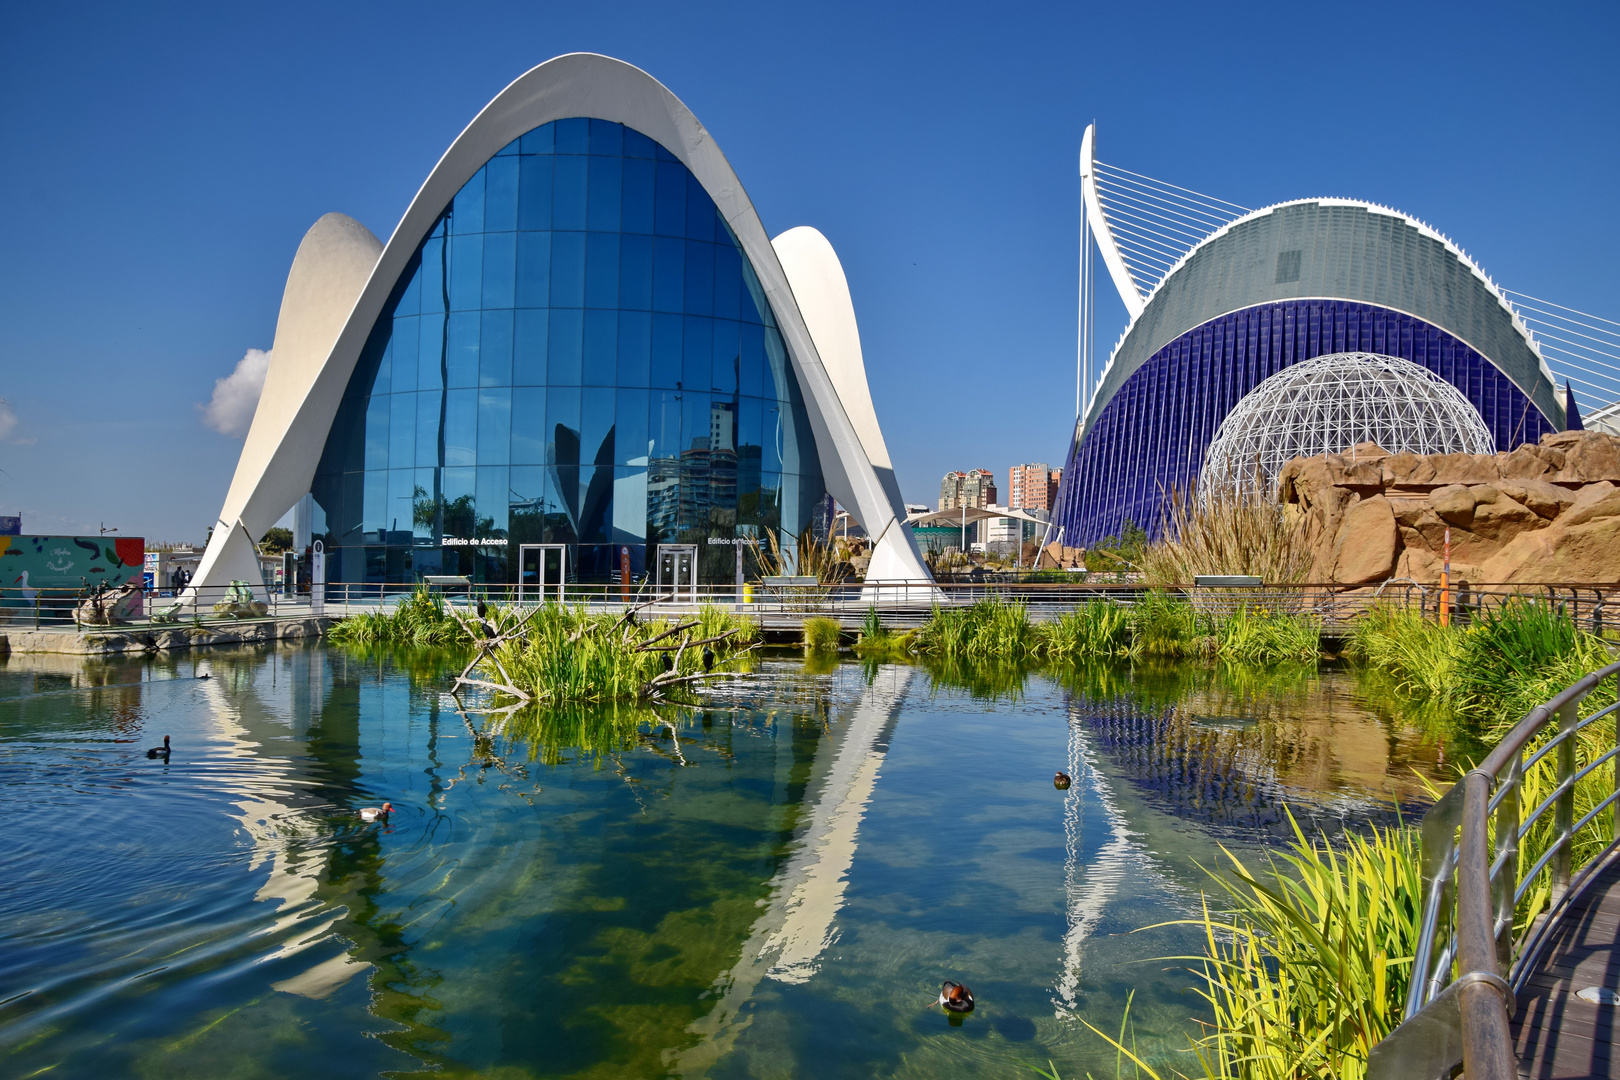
[1080,124,1144,320]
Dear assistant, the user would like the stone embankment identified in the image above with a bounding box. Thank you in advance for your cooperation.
[1278,430,1620,584]
[0,617,333,657]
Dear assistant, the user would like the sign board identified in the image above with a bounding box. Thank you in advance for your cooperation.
[311,539,325,615]
[0,536,145,607]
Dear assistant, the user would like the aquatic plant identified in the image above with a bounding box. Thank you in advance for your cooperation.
[852,607,914,660]
[1212,606,1320,665]
[1131,591,1201,659]
[1043,600,1133,660]
[802,615,844,651]
[326,586,469,647]
[911,597,1038,661]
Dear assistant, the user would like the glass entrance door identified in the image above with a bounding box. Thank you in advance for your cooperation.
[518,544,567,603]
[655,544,698,602]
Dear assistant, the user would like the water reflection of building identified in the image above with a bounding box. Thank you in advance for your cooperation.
[190,54,932,596]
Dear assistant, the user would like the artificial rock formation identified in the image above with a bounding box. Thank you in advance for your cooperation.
[1277,431,1620,584]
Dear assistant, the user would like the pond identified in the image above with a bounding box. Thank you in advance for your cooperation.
[0,645,1454,1078]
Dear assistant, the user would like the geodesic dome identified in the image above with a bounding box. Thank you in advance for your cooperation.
[1198,352,1494,499]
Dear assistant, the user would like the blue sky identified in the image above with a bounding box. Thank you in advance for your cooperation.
[1,1,1616,540]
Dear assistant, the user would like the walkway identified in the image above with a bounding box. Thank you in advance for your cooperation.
[1515,851,1620,1078]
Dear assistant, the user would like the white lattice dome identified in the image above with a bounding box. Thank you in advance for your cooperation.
[1198,352,1494,499]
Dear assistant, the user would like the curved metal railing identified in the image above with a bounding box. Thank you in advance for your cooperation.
[1369,659,1620,1080]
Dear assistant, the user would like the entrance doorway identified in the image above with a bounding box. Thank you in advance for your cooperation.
[655,544,698,602]
[518,544,567,603]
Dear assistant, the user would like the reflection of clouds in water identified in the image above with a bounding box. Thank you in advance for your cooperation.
[669,666,914,1077]
[1054,710,1153,1015]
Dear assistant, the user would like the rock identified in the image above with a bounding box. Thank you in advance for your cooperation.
[1560,485,1620,529]
[1470,492,1544,543]
[1557,434,1620,484]
[1332,496,1398,584]
[1497,479,1575,519]
[1431,485,1477,529]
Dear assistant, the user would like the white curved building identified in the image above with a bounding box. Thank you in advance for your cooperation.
[193,53,930,594]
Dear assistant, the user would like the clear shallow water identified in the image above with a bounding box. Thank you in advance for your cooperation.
[0,646,1451,1078]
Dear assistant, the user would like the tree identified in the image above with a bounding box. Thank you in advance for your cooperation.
[260,527,294,553]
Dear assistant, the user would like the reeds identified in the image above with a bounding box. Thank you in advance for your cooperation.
[1141,490,1314,587]
[326,587,470,647]
[802,615,844,651]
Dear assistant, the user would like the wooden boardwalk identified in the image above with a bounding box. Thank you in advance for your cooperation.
[1514,852,1620,1078]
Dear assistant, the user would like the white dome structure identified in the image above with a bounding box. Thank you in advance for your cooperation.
[1198,351,1495,499]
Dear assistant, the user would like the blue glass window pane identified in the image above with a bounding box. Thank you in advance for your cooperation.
[712,319,739,395]
[548,309,583,385]
[513,309,548,385]
[685,181,715,242]
[511,387,547,464]
[682,317,712,391]
[617,310,651,386]
[652,237,684,312]
[682,392,708,450]
[494,136,520,157]
[484,156,519,231]
[390,393,416,469]
[442,466,476,528]
[477,465,510,535]
[650,313,682,390]
[368,338,391,397]
[391,316,420,393]
[578,463,611,542]
[583,309,616,386]
[738,395,764,452]
[612,465,647,545]
[480,309,513,387]
[588,119,622,157]
[650,389,681,460]
[519,122,554,154]
[418,313,445,392]
[584,232,619,308]
[654,161,686,237]
[453,167,485,234]
[683,241,713,316]
[482,231,516,308]
[587,155,621,232]
[444,388,477,466]
[419,237,445,312]
[362,469,388,535]
[415,391,442,467]
[547,386,582,464]
[552,156,587,230]
[448,233,483,311]
[446,312,479,387]
[762,404,784,474]
[365,393,390,471]
[477,388,511,465]
[623,127,656,159]
[618,233,653,310]
[395,260,422,316]
[517,156,553,230]
[620,159,655,233]
[550,232,586,307]
[387,469,417,537]
[582,386,615,466]
[615,388,648,465]
[554,117,588,155]
[762,326,791,400]
[713,244,742,320]
[515,231,551,307]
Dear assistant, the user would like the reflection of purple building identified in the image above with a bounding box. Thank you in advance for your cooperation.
[1052,127,1570,547]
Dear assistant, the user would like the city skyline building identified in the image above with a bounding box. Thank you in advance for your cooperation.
[1008,463,1061,512]
[939,468,996,512]
[1052,123,1579,546]
[187,53,931,593]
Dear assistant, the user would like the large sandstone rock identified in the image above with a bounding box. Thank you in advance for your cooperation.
[1276,431,1620,585]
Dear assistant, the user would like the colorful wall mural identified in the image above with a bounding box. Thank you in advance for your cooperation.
[0,536,146,607]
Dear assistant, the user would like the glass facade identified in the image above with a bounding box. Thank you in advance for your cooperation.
[1052,299,1561,546]
[310,118,824,585]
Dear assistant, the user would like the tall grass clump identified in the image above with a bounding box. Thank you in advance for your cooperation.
[327,586,470,647]
[1345,605,1460,702]
[1043,600,1134,661]
[487,604,759,705]
[803,615,844,652]
[1141,490,1314,587]
[911,597,1037,662]
[853,607,913,660]
[1214,606,1320,665]
[1131,590,1201,659]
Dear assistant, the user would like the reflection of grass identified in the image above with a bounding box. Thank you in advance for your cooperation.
[503,698,674,766]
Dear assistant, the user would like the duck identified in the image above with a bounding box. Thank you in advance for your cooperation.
[359,802,393,822]
[936,981,974,1012]
[662,652,674,672]
[1054,771,1072,790]
[145,735,171,759]
[702,646,716,672]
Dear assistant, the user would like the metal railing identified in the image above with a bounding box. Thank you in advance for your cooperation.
[4,578,1619,636]
[1368,659,1620,1080]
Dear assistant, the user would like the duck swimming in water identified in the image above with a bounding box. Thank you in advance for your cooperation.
[1053,771,1072,790]
[146,735,171,759]
[936,981,974,1012]
[359,802,393,822]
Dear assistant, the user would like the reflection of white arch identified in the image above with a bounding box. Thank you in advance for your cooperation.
[193,52,930,596]
[669,667,914,1074]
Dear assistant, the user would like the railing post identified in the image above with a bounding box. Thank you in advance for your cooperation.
[1492,756,1521,968]
[1554,699,1578,902]
[1458,770,1517,1080]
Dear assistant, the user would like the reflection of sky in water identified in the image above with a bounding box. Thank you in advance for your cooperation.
[0,649,1444,1078]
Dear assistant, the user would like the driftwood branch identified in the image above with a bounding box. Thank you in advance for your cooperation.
[634,620,700,651]
[639,628,740,653]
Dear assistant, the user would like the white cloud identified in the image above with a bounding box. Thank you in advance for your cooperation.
[200,348,271,438]
[0,400,16,442]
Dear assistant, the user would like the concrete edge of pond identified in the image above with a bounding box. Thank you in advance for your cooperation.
[0,617,335,656]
